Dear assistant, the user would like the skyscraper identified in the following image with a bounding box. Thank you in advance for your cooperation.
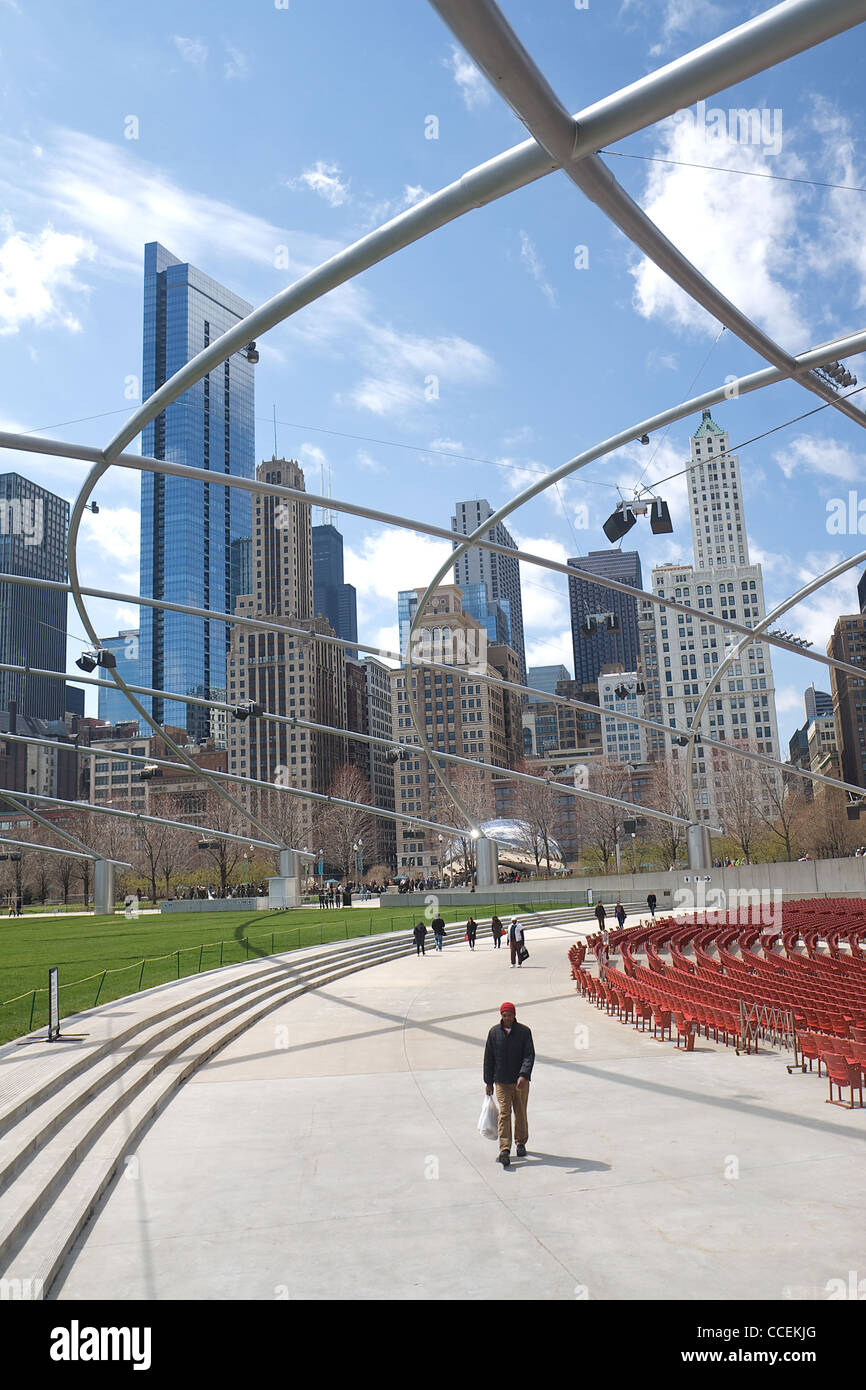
[312,523,358,658]
[228,459,347,839]
[96,630,141,730]
[139,242,255,740]
[568,550,643,686]
[644,411,781,822]
[451,499,526,684]
[0,473,69,721]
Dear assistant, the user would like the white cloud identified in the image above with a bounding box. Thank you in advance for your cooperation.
[630,114,808,344]
[0,224,95,335]
[774,684,804,717]
[291,161,350,208]
[444,46,490,111]
[80,506,139,586]
[524,627,574,674]
[357,449,386,475]
[342,323,494,419]
[428,437,464,454]
[173,36,208,69]
[344,528,455,631]
[223,42,249,80]
[774,434,864,483]
[620,0,727,55]
[519,230,556,307]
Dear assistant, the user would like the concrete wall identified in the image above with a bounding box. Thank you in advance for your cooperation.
[160,897,268,913]
[394,856,866,910]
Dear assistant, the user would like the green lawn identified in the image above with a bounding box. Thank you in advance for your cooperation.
[0,900,566,1044]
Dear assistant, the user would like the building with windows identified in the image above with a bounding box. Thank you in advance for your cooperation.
[389,587,513,872]
[598,668,648,765]
[313,523,358,659]
[96,630,142,731]
[139,242,255,741]
[827,614,866,789]
[362,656,397,870]
[451,499,526,684]
[228,459,346,842]
[568,550,643,687]
[527,665,571,702]
[0,474,69,722]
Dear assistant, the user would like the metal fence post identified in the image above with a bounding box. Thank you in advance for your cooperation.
[28,989,36,1032]
[138,960,145,992]
[94,971,107,1005]
[176,951,181,978]
[198,945,204,972]
[219,940,224,968]
[245,938,250,960]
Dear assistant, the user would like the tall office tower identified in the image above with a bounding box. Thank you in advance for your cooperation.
[139,242,255,741]
[687,408,748,569]
[363,656,397,869]
[399,582,512,664]
[345,658,369,775]
[451,499,526,684]
[804,683,834,720]
[637,591,666,760]
[0,474,68,722]
[313,523,358,658]
[228,457,346,841]
[244,459,313,618]
[230,537,252,613]
[598,668,648,764]
[859,569,866,615]
[527,664,571,702]
[650,558,781,822]
[96,630,141,731]
[389,586,512,873]
[827,614,866,789]
[568,549,643,686]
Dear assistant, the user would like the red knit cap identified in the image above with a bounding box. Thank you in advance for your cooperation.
[500,1002,516,1014]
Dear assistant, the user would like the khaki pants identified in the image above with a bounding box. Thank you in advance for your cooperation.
[495,1082,529,1152]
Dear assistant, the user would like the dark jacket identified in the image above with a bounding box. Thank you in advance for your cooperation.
[484,1021,535,1086]
[413,922,427,943]
[431,916,445,937]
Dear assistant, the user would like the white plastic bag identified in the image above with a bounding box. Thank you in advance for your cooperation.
[477,1092,499,1140]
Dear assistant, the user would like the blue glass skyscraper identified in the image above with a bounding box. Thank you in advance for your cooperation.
[139,243,254,739]
[96,630,142,730]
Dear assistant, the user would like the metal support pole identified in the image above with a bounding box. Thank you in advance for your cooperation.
[93,859,115,916]
[475,838,499,890]
[687,824,713,871]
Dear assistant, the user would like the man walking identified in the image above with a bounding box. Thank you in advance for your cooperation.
[507,917,525,967]
[594,901,606,931]
[647,891,657,919]
[491,915,504,949]
[413,920,427,956]
[431,911,446,952]
[484,1002,535,1166]
[465,916,477,951]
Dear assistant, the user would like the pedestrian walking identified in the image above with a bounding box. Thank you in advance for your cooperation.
[508,917,525,967]
[491,915,504,949]
[431,912,446,952]
[647,892,657,918]
[594,901,606,931]
[615,901,626,930]
[413,921,427,956]
[465,916,478,950]
[483,1002,535,1167]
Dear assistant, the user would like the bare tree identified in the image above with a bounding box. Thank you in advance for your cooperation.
[715,741,761,864]
[436,762,495,883]
[754,762,807,862]
[315,764,375,883]
[643,754,691,868]
[196,793,250,897]
[575,759,633,873]
[510,760,558,875]
[800,789,861,860]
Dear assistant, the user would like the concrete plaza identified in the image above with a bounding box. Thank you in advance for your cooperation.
[55,915,866,1301]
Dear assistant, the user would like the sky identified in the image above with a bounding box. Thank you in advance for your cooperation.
[2,0,866,754]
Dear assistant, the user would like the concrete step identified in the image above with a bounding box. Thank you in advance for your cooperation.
[0,933,415,1286]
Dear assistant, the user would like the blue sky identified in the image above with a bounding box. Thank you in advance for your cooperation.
[2,0,866,752]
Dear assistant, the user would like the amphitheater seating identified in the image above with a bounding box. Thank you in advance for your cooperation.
[569,898,866,1107]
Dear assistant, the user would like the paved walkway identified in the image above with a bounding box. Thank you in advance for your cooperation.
[55,915,866,1301]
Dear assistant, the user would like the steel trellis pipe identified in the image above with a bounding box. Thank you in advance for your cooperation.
[0,836,131,867]
[0,787,111,863]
